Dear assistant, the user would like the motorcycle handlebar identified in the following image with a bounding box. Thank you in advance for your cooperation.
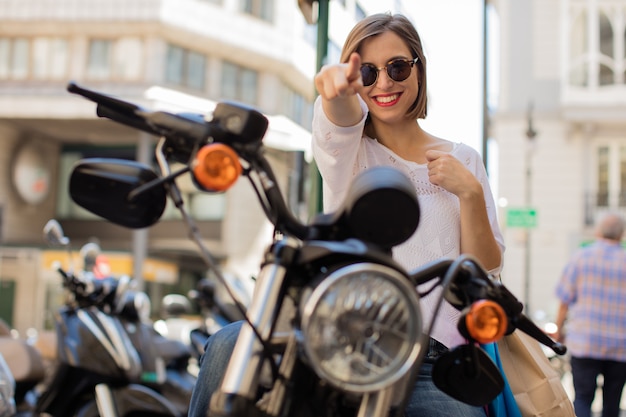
[412,257,566,355]
[68,82,310,240]
[56,266,120,307]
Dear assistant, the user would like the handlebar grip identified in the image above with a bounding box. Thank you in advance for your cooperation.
[515,314,567,355]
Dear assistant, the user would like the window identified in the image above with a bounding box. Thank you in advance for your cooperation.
[221,61,258,105]
[33,37,69,80]
[568,10,587,87]
[567,2,626,88]
[114,37,143,80]
[241,0,273,22]
[87,39,112,80]
[0,37,30,79]
[598,12,614,86]
[280,86,313,128]
[165,44,206,90]
[597,146,609,206]
[592,142,626,209]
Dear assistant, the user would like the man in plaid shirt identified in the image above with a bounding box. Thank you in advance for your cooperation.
[555,212,626,417]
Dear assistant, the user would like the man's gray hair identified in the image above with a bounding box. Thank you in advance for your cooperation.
[596,212,625,241]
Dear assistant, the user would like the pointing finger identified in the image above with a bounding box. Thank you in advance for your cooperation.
[346,52,362,84]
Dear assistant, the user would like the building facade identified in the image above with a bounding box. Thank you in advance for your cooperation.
[491,0,626,322]
[0,0,410,335]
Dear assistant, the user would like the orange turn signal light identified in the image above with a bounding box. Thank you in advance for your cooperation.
[193,143,242,192]
[464,300,508,344]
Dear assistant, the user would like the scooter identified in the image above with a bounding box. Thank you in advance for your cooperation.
[43,220,196,417]
[4,219,184,417]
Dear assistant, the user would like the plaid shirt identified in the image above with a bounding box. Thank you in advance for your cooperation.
[555,240,626,361]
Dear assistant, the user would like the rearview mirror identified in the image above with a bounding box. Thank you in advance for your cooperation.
[69,158,167,229]
[43,219,69,246]
[432,344,504,406]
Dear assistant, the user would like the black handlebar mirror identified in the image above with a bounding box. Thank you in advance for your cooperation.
[69,158,167,229]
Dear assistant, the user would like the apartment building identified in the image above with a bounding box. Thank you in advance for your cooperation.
[491,0,626,322]
[0,0,411,334]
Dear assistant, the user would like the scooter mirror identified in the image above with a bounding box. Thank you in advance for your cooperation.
[43,219,70,247]
[69,158,167,229]
[431,344,504,406]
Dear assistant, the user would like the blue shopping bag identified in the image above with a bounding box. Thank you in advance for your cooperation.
[481,342,522,417]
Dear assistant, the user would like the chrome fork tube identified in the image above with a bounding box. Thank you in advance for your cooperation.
[218,261,287,397]
[95,383,119,417]
[357,386,394,417]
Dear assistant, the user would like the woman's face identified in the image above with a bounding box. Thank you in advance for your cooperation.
[357,31,419,126]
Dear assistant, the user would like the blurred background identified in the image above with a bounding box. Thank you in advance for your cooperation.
[0,0,625,360]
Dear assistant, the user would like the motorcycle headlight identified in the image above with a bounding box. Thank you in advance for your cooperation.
[300,263,423,393]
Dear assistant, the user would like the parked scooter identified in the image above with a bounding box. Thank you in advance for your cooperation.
[42,220,195,417]
[2,219,183,417]
[66,82,567,417]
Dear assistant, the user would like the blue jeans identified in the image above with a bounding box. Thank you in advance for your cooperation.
[570,356,626,417]
[188,321,487,417]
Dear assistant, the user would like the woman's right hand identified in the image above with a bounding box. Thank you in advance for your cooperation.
[314,52,364,126]
[314,52,363,100]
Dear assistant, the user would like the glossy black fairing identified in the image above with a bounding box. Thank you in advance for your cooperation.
[69,158,167,229]
[56,306,141,379]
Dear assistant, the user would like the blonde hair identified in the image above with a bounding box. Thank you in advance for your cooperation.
[340,13,428,120]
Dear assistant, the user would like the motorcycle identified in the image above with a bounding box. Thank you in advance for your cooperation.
[40,220,195,417]
[65,81,567,417]
[5,219,183,417]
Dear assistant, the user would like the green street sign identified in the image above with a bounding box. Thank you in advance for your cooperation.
[506,207,537,228]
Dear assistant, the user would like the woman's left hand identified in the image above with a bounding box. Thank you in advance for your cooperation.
[425,150,482,199]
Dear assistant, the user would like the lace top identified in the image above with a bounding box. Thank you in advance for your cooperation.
[311,96,505,348]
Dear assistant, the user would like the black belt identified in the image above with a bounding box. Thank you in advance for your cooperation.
[423,337,448,363]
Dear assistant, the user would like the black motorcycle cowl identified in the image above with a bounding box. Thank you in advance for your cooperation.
[69,158,167,229]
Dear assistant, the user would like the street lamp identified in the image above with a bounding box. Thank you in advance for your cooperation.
[524,101,537,313]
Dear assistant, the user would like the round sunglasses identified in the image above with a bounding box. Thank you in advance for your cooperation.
[360,57,419,87]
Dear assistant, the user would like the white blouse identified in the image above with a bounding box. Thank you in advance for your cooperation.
[311,95,505,348]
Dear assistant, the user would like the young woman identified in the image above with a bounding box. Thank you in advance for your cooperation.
[310,12,504,416]
[188,13,504,417]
